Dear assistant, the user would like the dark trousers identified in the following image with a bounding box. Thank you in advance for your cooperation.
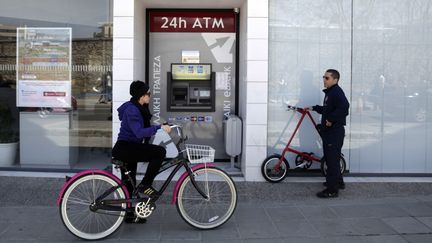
[112,140,166,195]
[322,126,345,192]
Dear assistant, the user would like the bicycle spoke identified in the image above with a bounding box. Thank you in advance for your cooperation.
[66,196,92,206]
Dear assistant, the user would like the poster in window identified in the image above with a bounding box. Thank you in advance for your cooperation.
[17,28,72,108]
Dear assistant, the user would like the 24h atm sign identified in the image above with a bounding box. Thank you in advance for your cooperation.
[149,11,236,33]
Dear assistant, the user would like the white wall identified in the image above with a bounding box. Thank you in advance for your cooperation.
[240,0,269,181]
[112,0,135,145]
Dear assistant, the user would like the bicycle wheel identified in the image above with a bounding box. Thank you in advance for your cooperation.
[59,174,127,240]
[261,154,289,183]
[176,167,237,229]
[321,155,346,176]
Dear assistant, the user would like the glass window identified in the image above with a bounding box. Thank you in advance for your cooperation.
[268,0,352,168]
[0,0,113,170]
[351,0,432,173]
[269,0,432,173]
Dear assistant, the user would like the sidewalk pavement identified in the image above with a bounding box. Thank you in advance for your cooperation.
[1,176,432,242]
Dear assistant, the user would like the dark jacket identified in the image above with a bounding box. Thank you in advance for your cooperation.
[313,84,349,131]
[117,101,161,143]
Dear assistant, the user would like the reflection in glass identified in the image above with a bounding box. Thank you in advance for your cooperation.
[268,0,351,169]
[0,0,113,170]
[269,0,432,173]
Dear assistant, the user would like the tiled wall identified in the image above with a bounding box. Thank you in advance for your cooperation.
[112,0,135,145]
[241,0,269,181]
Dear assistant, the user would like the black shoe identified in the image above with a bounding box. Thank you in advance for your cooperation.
[136,184,160,199]
[124,212,147,224]
[316,189,338,198]
[323,182,345,190]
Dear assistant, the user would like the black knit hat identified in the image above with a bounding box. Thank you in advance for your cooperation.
[130,80,149,99]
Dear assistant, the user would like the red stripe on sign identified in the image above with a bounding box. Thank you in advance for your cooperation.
[149,11,236,32]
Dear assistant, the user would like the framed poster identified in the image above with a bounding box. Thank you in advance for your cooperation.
[16,28,72,108]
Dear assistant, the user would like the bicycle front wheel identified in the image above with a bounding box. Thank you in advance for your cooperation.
[176,167,237,229]
[59,174,127,240]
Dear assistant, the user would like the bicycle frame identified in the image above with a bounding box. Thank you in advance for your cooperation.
[276,106,322,169]
[94,158,211,212]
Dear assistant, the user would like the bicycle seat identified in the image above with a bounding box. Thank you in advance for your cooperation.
[111,158,125,166]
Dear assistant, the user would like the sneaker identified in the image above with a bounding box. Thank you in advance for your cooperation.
[136,184,160,198]
[124,212,147,224]
[323,182,345,190]
[316,189,338,198]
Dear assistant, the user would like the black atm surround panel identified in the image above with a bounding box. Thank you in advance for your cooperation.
[167,72,215,111]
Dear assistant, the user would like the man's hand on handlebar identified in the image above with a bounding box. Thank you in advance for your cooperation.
[304,106,313,111]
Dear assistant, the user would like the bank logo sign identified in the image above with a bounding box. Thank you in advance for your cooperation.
[202,33,235,63]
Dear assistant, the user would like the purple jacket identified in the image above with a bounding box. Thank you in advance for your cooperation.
[117,101,161,143]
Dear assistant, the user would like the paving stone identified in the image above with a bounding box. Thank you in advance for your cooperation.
[203,240,242,243]
[402,234,432,243]
[323,236,370,243]
[382,217,432,234]
[233,207,270,223]
[159,240,201,243]
[310,219,357,236]
[274,219,320,237]
[159,222,200,241]
[118,240,158,243]
[416,217,432,229]
[298,206,339,219]
[244,239,284,243]
[266,206,305,222]
[346,218,397,235]
[395,202,432,217]
[330,204,408,218]
[364,235,408,243]
[237,221,280,239]
[283,237,324,243]
[118,223,161,240]
[200,221,240,240]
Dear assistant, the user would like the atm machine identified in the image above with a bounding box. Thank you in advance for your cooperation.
[147,9,238,160]
[167,63,215,112]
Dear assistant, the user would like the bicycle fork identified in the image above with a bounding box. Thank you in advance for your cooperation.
[185,164,210,200]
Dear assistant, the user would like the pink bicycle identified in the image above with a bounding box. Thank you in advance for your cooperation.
[57,124,237,240]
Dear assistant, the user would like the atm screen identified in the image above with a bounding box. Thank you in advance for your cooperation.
[171,64,211,80]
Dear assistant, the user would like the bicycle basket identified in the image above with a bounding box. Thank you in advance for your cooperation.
[185,144,215,164]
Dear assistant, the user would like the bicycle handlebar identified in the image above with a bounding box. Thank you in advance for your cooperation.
[286,105,305,112]
[162,123,187,141]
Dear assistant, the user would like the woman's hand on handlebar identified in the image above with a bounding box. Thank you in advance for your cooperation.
[161,125,171,133]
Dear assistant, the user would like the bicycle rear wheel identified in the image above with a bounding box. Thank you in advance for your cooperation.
[59,174,126,240]
[176,167,237,229]
[321,155,346,176]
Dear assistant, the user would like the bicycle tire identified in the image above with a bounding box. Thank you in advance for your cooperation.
[176,166,237,229]
[59,173,127,240]
[320,155,346,176]
[261,154,289,183]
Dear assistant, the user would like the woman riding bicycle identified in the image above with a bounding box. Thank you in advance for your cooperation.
[112,80,171,222]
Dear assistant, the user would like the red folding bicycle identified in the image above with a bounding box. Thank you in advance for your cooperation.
[261,105,346,183]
